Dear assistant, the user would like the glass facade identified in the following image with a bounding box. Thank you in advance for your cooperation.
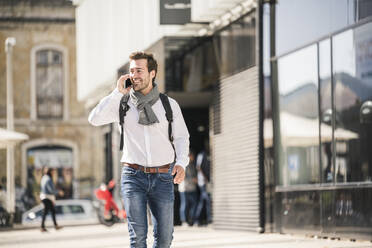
[332,23,372,183]
[268,0,372,239]
[276,0,372,57]
[275,21,372,237]
[165,13,256,92]
[277,44,320,186]
[278,188,372,237]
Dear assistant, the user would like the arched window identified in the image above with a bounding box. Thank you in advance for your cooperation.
[35,49,64,119]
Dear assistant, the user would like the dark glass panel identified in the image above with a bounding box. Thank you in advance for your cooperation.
[358,0,372,21]
[218,14,256,77]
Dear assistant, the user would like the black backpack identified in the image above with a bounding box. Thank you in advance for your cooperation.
[119,93,173,151]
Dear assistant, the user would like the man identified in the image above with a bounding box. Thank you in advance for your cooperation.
[88,51,189,247]
[40,167,63,232]
[193,148,212,226]
[178,150,198,226]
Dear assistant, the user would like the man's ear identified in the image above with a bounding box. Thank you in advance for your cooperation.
[150,70,156,79]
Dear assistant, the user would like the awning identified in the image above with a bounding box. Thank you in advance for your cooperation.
[0,127,29,148]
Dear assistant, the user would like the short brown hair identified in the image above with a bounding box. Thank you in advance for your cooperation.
[129,51,158,83]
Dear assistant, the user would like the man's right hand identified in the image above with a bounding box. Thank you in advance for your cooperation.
[117,74,131,95]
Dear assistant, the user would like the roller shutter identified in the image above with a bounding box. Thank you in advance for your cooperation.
[212,66,260,231]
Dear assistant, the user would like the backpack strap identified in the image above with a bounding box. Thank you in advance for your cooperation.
[119,93,174,153]
[159,93,173,143]
[119,94,130,151]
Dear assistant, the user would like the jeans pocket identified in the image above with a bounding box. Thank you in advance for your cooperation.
[158,172,173,183]
[122,166,138,176]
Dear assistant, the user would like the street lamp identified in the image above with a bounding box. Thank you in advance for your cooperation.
[5,37,16,223]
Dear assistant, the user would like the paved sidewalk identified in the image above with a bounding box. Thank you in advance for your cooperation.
[0,224,371,248]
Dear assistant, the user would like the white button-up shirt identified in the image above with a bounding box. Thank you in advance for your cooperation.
[88,88,190,169]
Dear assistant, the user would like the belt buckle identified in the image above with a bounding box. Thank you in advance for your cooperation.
[143,167,151,173]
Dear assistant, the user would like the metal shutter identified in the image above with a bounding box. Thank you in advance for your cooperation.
[212,67,259,231]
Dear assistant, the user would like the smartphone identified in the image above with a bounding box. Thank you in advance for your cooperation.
[125,78,132,88]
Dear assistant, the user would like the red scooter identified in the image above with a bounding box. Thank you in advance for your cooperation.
[94,180,126,226]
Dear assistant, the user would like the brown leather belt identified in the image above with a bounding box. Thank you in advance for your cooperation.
[122,163,170,173]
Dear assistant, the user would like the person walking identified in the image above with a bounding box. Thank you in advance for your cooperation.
[40,167,62,232]
[88,51,190,248]
[179,150,198,226]
[193,149,212,226]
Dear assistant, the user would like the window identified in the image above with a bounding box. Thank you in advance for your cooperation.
[358,0,372,21]
[69,205,85,214]
[277,44,320,185]
[35,209,43,218]
[164,11,256,93]
[276,0,356,56]
[216,14,256,77]
[55,205,63,215]
[332,22,372,183]
[61,205,85,214]
[36,49,64,119]
[275,20,372,185]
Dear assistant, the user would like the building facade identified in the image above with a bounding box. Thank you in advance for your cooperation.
[74,0,372,241]
[75,0,263,231]
[0,0,104,222]
[164,6,262,230]
[264,0,372,240]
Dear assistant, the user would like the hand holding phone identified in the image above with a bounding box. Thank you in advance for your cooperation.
[125,78,132,88]
[116,75,132,94]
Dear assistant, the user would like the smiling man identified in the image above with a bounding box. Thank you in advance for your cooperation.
[88,51,190,248]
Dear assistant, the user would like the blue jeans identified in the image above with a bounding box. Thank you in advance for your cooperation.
[179,191,198,224]
[193,185,212,224]
[121,165,174,248]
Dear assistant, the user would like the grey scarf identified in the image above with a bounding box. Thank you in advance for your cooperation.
[129,84,160,125]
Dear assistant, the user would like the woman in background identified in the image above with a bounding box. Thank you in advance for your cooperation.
[40,167,63,232]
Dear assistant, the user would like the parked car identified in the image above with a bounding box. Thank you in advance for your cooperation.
[22,199,99,227]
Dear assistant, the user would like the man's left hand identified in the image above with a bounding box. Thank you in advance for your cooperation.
[172,165,185,184]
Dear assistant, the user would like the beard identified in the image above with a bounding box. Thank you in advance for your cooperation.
[133,77,151,92]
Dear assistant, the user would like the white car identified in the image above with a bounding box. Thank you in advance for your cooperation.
[22,199,99,227]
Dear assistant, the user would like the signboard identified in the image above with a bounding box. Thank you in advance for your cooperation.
[160,0,191,25]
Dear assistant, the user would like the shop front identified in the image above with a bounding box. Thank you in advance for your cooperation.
[266,0,372,240]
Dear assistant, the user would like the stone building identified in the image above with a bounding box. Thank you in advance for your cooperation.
[0,0,103,219]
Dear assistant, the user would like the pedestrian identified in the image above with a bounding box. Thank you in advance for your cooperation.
[39,167,63,232]
[193,148,212,226]
[179,150,198,226]
[88,51,190,248]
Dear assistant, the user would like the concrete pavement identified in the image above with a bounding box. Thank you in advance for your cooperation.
[0,224,371,248]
